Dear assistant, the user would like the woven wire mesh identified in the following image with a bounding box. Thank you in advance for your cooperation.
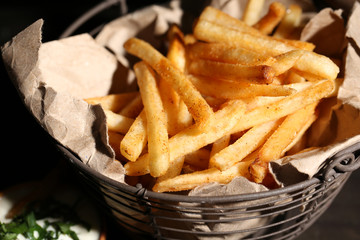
[56,1,360,239]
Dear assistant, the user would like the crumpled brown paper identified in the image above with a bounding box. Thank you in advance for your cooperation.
[1,0,360,224]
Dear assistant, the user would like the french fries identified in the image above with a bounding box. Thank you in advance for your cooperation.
[86,1,340,192]
[123,37,213,129]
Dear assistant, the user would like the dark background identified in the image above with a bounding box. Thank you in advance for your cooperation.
[1,1,359,239]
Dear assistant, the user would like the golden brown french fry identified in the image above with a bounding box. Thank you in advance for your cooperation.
[152,159,253,192]
[253,2,286,35]
[108,131,124,159]
[283,110,318,155]
[184,148,211,170]
[156,156,185,183]
[118,94,143,118]
[124,37,214,128]
[242,0,266,26]
[134,61,170,177]
[120,110,147,162]
[167,24,186,71]
[210,135,231,159]
[188,74,295,99]
[273,4,303,39]
[200,6,261,36]
[188,59,275,83]
[187,42,276,65]
[104,109,134,134]
[271,50,305,76]
[84,92,139,112]
[250,102,319,183]
[193,20,338,80]
[210,118,282,171]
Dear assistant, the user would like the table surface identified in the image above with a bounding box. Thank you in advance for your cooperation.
[1,1,359,240]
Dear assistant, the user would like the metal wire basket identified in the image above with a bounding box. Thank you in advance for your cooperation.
[56,0,360,239]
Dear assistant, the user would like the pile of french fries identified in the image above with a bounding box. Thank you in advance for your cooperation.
[85,0,340,192]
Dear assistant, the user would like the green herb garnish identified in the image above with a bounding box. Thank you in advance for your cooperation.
[0,197,91,240]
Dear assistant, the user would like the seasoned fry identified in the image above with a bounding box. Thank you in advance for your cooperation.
[134,61,169,177]
[253,2,286,35]
[210,135,231,159]
[124,37,214,129]
[273,4,303,39]
[118,94,143,118]
[156,156,185,183]
[184,148,211,170]
[104,109,134,134]
[188,59,275,83]
[200,6,261,36]
[188,74,295,99]
[108,131,124,159]
[187,42,276,65]
[242,0,266,26]
[120,110,147,162]
[85,92,139,112]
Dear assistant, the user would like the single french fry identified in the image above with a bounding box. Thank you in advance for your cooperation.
[210,118,282,171]
[124,37,214,128]
[271,50,305,76]
[104,109,134,134]
[188,59,275,83]
[84,92,139,112]
[210,135,231,159]
[152,158,253,192]
[200,6,261,36]
[242,0,266,26]
[118,94,143,118]
[193,20,338,80]
[284,70,307,84]
[167,24,186,71]
[284,110,318,155]
[273,4,303,39]
[156,156,185,183]
[250,101,319,183]
[184,148,211,170]
[134,61,170,177]
[187,42,276,65]
[108,131,124,159]
[188,74,295,99]
[120,110,147,162]
[253,2,286,35]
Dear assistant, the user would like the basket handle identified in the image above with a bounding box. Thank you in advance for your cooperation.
[59,0,127,39]
[323,142,360,181]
